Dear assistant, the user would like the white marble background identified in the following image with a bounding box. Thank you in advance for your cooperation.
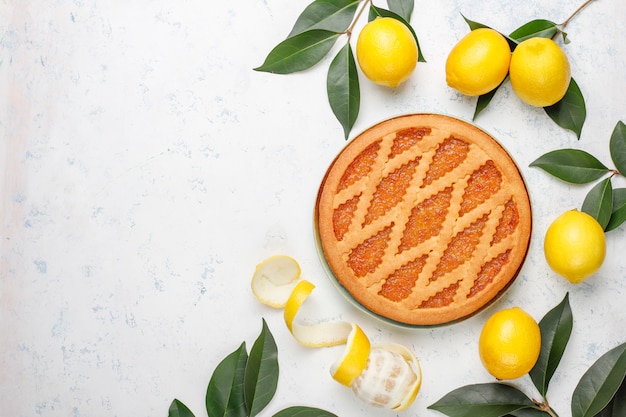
[1,1,625,416]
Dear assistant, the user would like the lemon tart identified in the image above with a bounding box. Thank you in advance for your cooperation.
[315,114,532,326]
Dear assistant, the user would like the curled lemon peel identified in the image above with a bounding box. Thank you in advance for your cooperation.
[330,323,371,387]
[250,255,422,410]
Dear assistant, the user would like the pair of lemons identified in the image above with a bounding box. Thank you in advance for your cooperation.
[446,27,571,107]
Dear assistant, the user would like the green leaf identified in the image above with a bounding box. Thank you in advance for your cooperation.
[593,377,626,416]
[529,293,573,397]
[288,0,359,37]
[507,408,554,417]
[461,14,490,30]
[529,149,609,184]
[428,383,536,417]
[369,6,426,62]
[606,188,626,232]
[509,19,559,43]
[544,77,586,139]
[327,42,360,139]
[582,178,613,229]
[571,342,626,417]
[473,76,508,120]
[245,319,279,417]
[169,399,196,417]
[609,121,626,175]
[206,342,249,417]
[254,30,341,74]
[461,15,517,50]
[272,406,339,416]
[609,377,626,416]
[387,0,414,23]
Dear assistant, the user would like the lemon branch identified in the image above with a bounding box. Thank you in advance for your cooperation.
[533,398,559,417]
[344,0,373,39]
[560,0,597,29]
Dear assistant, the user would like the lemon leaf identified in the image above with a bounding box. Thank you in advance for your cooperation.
[387,0,414,23]
[327,42,360,140]
[461,14,518,55]
[582,178,613,230]
[168,399,196,417]
[206,342,249,417]
[369,5,426,62]
[288,0,359,37]
[508,19,559,43]
[571,342,626,417]
[529,293,573,397]
[606,188,626,232]
[254,30,341,74]
[506,409,554,417]
[272,406,339,416]
[529,149,609,184]
[544,77,586,139]
[245,319,279,417]
[609,121,626,175]
[428,383,536,417]
[460,14,490,31]
[473,76,508,120]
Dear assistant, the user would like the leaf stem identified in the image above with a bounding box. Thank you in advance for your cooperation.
[561,0,597,29]
[532,398,559,417]
[345,0,372,40]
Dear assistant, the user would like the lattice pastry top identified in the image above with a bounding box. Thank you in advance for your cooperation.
[315,114,532,326]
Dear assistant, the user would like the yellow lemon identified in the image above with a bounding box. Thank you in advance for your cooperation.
[544,209,606,283]
[356,17,418,88]
[479,307,541,380]
[445,28,511,96]
[509,37,571,107]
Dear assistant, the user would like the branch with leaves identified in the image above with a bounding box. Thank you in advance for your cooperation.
[530,120,626,231]
[254,0,423,139]
[429,294,626,417]
[168,319,337,417]
[462,0,597,138]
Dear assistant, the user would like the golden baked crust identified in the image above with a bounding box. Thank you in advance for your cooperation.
[315,114,532,326]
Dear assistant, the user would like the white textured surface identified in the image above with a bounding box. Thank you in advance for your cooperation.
[1,1,625,416]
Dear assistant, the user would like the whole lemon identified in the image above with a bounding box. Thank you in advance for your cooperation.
[356,17,418,88]
[509,37,571,107]
[544,209,606,283]
[445,28,511,96]
[479,307,541,380]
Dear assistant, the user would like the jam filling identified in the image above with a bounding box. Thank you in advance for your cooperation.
[364,158,420,226]
[468,250,511,298]
[379,254,429,302]
[348,224,393,278]
[389,127,431,158]
[337,140,382,192]
[459,160,502,216]
[430,213,489,282]
[421,137,469,187]
[491,199,520,244]
[333,194,361,241]
[419,281,460,308]
[398,187,453,253]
